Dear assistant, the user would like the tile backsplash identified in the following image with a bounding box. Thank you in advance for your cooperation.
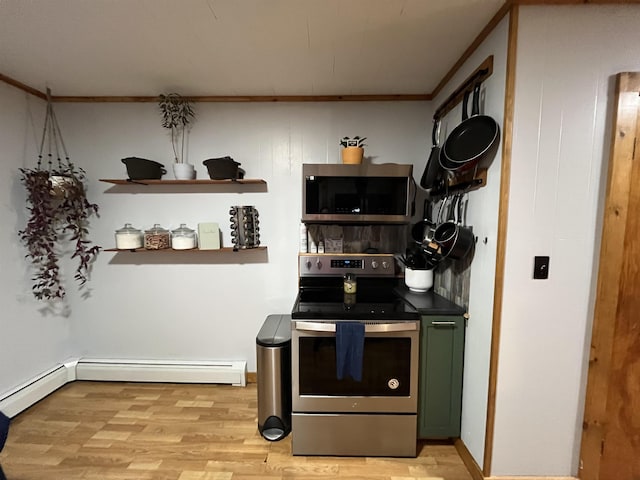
[306,224,408,254]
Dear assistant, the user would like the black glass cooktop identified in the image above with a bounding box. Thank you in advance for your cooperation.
[291,278,419,321]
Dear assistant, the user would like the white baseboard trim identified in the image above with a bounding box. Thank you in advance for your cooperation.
[0,362,73,417]
[75,358,247,386]
[486,477,577,480]
[0,358,247,417]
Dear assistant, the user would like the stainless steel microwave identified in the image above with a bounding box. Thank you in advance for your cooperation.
[302,163,414,224]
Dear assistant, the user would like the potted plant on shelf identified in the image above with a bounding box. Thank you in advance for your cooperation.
[19,91,101,300]
[158,93,196,179]
[339,136,367,164]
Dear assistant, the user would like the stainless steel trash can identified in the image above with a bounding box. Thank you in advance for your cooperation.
[256,314,291,441]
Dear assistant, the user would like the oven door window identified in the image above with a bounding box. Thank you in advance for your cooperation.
[298,337,411,396]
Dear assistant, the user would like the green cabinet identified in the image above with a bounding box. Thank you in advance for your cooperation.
[418,314,465,438]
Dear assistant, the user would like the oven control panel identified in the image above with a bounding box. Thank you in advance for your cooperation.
[299,254,395,276]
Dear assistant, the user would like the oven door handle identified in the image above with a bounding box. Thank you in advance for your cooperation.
[293,321,418,333]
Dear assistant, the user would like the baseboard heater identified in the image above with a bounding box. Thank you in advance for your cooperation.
[0,359,247,417]
[76,359,247,386]
[0,363,72,417]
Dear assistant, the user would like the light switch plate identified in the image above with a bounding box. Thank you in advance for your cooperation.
[533,256,550,279]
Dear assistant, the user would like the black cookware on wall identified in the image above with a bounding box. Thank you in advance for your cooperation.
[411,199,436,247]
[433,194,474,261]
[420,118,443,191]
[440,82,500,172]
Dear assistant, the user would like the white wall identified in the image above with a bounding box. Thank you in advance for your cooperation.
[55,101,431,371]
[431,16,509,468]
[0,83,76,398]
[492,4,640,476]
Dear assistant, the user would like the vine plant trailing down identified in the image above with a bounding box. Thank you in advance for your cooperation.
[19,92,101,300]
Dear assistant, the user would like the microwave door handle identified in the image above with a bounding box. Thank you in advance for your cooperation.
[294,321,417,333]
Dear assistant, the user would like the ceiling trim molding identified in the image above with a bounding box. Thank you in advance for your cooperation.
[0,73,46,100]
[49,94,431,103]
[0,73,430,102]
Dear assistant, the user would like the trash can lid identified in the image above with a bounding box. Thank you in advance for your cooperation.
[256,314,292,347]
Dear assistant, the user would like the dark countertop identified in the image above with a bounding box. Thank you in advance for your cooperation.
[394,285,466,316]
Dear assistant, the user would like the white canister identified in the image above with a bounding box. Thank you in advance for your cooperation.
[404,268,434,293]
[115,223,143,249]
[171,224,197,250]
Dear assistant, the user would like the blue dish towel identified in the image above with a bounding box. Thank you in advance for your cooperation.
[0,410,9,453]
[336,322,365,381]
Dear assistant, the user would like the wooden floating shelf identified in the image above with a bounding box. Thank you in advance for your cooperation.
[105,247,266,253]
[99,179,266,185]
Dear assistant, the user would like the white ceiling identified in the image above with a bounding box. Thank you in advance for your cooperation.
[0,0,505,97]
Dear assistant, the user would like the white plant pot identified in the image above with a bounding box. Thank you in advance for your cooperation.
[404,268,434,293]
[173,163,196,180]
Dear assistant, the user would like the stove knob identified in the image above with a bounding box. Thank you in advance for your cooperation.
[305,260,312,270]
[382,261,390,269]
[371,260,379,269]
[316,260,322,270]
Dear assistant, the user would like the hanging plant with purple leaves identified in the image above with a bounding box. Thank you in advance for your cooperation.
[19,90,100,300]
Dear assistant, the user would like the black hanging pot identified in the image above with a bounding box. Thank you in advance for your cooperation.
[433,194,474,261]
[411,199,436,247]
[440,82,500,172]
[420,118,443,191]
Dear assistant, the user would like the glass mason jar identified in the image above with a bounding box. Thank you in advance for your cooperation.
[114,223,143,250]
[144,224,170,250]
[171,224,197,250]
[343,273,357,294]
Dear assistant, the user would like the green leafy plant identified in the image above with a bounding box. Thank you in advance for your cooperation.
[158,93,195,163]
[339,136,367,148]
[19,92,100,300]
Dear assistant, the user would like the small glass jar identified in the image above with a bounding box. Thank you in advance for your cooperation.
[343,292,356,309]
[343,273,357,294]
[144,224,170,250]
[115,223,143,250]
[171,224,197,250]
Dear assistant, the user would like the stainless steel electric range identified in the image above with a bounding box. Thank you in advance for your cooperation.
[291,253,420,457]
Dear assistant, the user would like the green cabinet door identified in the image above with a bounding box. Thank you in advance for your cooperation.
[418,315,465,438]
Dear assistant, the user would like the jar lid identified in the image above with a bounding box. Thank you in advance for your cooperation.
[145,223,169,234]
[116,223,141,234]
[171,223,195,236]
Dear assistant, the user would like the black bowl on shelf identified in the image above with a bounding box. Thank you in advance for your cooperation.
[203,156,242,180]
[121,157,166,180]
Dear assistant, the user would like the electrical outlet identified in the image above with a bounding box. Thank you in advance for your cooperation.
[533,256,550,279]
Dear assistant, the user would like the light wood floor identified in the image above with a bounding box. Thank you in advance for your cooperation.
[0,381,472,480]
